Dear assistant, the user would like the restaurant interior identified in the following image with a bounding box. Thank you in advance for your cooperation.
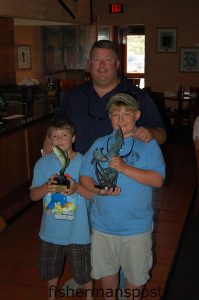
[0,1,199,299]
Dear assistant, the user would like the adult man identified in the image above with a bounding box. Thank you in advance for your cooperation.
[44,40,166,154]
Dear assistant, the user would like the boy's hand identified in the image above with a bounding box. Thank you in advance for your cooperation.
[109,156,126,173]
[47,174,58,193]
[97,186,121,196]
[58,177,78,196]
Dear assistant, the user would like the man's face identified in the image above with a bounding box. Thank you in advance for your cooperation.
[109,105,140,138]
[89,48,119,86]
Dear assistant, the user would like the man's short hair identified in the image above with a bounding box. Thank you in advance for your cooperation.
[90,40,118,57]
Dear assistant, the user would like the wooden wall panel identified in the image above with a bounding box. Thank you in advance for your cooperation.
[27,117,51,175]
[0,129,28,198]
[0,116,51,221]
[0,17,16,85]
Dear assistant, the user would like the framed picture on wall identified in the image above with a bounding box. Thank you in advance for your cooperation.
[43,27,64,72]
[43,25,96,72]
[180,47,199,72]
[17,45,31,69]
[156,28,177,53]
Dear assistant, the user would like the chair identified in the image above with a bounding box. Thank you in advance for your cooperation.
[56,79,74,104]
[188,103,199,129]
[59,79,74,91]
[189,86,199,105]
[190,86,199,94]
[143,88,171,129]
[73,79,86,86]
[130,78,140,87]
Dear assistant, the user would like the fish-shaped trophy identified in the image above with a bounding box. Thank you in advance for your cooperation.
[92,128,123,191]
[52,145,70,191]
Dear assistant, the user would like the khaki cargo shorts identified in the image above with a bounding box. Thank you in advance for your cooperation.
[91,230,152,286]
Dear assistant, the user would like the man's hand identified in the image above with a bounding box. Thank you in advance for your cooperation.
[43,136,53,155]
[131,126,153,143]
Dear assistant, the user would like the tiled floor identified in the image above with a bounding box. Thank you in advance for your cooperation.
[0,142,196,300]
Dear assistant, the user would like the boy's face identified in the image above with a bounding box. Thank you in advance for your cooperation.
[49,128,75,152]
[109,105,141,138]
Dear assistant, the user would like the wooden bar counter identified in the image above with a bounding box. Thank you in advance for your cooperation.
[0,97,57,228]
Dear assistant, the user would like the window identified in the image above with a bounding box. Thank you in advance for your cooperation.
[126,35,145,73]
[97,26,109,40]
[126,34,145,88]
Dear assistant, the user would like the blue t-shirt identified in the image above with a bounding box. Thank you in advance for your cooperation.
[80,131,166,236]
[31,152,91,245]
[55,77,164,154]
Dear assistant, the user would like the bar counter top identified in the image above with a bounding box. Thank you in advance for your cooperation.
[0,96,57,135]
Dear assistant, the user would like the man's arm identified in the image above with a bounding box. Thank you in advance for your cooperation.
[132,126,166,145]
[148,127,166,145]
[43,135,53,155]
[136,89,167,145]
[43,91,71,154]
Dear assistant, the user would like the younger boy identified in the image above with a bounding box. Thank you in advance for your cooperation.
[79,93,166,300]
[30,118,93,300]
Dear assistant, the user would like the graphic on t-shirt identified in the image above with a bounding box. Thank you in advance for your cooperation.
[44,192,77,220]
[44,174,78,220]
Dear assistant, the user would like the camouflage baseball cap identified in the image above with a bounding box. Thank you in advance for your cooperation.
[106,93,139,110]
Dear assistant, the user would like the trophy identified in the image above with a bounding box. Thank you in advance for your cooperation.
[92,128,123,191]
[52,145,70,192]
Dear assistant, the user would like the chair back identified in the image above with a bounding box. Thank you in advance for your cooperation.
[190,86,199,94]
[189,105,199,128]
[56,79,74,105]
[190,86,199,103]
[59,79,74,91]
[74,79,86,86]
[131,78,140,87]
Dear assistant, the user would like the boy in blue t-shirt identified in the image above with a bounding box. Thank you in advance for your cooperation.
[79,93,166,300]
[30,119,93,300]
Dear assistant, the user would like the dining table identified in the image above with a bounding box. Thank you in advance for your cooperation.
[164,91,198,126]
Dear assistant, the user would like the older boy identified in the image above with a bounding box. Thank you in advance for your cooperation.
[79,93,166,300]
[30,119,93,300]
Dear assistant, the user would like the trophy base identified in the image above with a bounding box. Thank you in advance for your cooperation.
[95,184,115,191]
[56,176,70,188]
